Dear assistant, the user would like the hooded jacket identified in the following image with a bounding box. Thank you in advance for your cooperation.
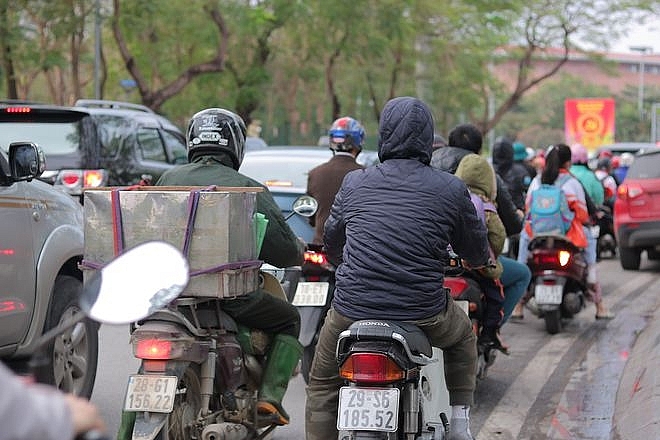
[492,139,531,212]
[431,140,523,236]
[455,154,506,279]
[324,97,490,320]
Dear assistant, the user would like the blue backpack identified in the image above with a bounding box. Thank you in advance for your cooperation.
[528,174,575,236]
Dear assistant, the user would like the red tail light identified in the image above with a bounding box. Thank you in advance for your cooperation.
[443,277,469,297]
[617,183,644,201]
[339,353,405,384]
[533,251,571,268]
[134,339,174,360]
[304,250,328,265]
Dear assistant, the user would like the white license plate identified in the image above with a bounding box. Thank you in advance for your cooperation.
[123,375,178,413]
[535,284,563,305]
[337,387,399,432]
[292,282,329,306]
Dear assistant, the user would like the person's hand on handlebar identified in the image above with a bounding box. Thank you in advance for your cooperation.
[65,394,106,437]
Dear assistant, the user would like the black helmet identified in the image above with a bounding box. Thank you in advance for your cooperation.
[186,108,247,170]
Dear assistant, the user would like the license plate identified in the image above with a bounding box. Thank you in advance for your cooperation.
[123,375,178,413]
[535,284,563,305]
[337,387,399,432]
[292,282,329,306]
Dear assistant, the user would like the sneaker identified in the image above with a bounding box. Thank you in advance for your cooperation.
[448,418,474,440]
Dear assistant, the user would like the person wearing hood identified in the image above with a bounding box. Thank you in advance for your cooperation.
[455,154,510,352]
[491,137,530,212]
[431,125,523,236]
[305,97,490,440]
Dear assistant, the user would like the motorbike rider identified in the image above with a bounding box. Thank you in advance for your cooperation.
[431,123,531,324]
[306,116,366,245]
[595,157,618,207]
[455,153,510,353]
[155,108,305,425]
[0,361,106,440]
[569,143,614,318]
[305,96,491,440]
[515,144,613,319]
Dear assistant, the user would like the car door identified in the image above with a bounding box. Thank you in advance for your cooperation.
[0,176,36,350]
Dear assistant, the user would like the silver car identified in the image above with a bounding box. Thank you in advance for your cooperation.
[0,142,97,397]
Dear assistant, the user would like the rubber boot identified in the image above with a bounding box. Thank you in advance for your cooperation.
[116,410,136,440]
[257,334,303,425]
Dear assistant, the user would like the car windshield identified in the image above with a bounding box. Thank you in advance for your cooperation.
[240,154,330,188]
[627,154,660,179]
[0,121,81,154]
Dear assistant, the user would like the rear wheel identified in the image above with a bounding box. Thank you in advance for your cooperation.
[544,309,562,335]
[156,365,202,440]
[619,247,641,270]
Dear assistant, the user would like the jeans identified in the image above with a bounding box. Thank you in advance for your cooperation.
[305,292,477,440]
[499,255,531,323]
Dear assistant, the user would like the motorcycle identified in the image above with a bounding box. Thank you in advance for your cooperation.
[15,241,189,440]
[291,242,336,384]
[333,254,480,439]
[117,195,317,440]
[442,257,497,382]
[525,234,588,334]
[596,205,617,260]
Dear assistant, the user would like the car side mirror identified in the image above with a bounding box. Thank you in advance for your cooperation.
[9,142,46,181]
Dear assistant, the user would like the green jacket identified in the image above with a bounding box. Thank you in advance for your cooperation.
[156,154,303,268]
[570,164,604,206]
[455,154,506,279]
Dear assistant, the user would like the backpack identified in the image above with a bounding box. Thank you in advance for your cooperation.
[528,174,575,236]
[469,192,498,226]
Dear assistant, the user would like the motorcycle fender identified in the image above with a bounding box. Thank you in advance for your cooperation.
[132,412,168,440]
[298,306,327,347]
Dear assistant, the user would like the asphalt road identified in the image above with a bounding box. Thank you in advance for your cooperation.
[91,255,660,439]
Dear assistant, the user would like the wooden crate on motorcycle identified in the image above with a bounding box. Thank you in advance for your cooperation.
[82,186,263,298]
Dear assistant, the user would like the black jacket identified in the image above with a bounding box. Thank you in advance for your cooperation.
[431,146,523,236]
[324,97,489,320]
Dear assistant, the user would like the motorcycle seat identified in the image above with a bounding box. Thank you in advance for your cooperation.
[346,320,433,358]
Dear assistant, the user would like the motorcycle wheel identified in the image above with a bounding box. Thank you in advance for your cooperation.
[156,364,202,440]
[544,309,562,335]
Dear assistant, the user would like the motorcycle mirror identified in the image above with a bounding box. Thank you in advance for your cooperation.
[79,241,189,325]
[290,195,318,218]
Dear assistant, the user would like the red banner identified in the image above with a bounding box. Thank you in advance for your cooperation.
[564,98,615,152]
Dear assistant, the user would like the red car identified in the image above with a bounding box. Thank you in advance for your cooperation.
[613,149,660,270]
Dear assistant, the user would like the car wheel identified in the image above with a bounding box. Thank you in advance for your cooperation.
[35,275,99,398]
[619,247,641,271]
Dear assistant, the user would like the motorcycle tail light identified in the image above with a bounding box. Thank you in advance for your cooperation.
[558,250,571,267]
[444,277,469,298]
[534,254,558,266]
[339,353,405,384]
[304,250,328,266]
[134,338,186,360]
[58,169,107,194]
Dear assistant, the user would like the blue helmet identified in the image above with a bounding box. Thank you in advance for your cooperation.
[328,116,365,152]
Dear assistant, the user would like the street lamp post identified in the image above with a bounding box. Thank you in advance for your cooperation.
[630,45,652,119]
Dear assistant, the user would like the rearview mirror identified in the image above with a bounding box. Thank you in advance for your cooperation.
[9,142,46,181]
[79,241,189,324]
[291,195,318,218]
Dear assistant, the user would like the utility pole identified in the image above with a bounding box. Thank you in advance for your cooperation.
[94,0,102,99]
[629,46,652,119]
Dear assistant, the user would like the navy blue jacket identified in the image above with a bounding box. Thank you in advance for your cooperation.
[324,97,490,320]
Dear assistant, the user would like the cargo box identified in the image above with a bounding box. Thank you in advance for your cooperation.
[83,186,263,298]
